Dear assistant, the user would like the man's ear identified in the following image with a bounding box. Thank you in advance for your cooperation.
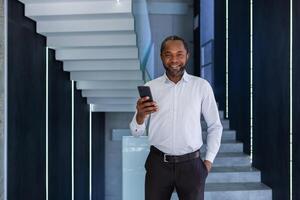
[186,53,190,60]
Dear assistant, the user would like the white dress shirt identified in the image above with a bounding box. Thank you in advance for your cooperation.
[129,71,223,163]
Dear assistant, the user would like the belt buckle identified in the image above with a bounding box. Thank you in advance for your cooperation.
[163,154,170,163]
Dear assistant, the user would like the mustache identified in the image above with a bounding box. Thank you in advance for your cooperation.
[162,62,187,69]
[163,63,186,71]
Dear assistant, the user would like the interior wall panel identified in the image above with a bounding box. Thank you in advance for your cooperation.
[193,0,200,76]
[213,0,226,112]
[7,0,46,199]
[92,112,105,200]
[253,0,290,199]
[293,0,300,199]
[228,0,250,154]
[74,88,90,200]
[48,49,72,200]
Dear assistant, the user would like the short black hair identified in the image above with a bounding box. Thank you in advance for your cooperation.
[160,35,189,54]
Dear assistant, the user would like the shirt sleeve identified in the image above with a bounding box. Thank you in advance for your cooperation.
[129,110,149,137]
[201,81,223,163]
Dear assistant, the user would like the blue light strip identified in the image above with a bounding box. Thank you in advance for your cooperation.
[225,0,229,118]
[89,106,92,200]
[46,47,49,200]
[72,80,74,200]
[289,0,293,198]
[4,0,8,198]
[250,0,253,163]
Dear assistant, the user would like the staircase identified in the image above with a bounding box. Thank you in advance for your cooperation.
[201,112,272,200]
[19,0,145,112]
[121,110,272,200]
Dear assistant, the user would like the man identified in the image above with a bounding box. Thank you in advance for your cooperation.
[129,35,223,200]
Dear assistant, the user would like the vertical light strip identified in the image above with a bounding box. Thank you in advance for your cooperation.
[250,0,253,163]
[225,0,229,118]
[89,105,92,200]
[46,47,49,200]
[4,0,8,199]
[289,0,293,198]
[71,80,74,200]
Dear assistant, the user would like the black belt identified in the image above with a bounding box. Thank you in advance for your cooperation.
[150,145,200,163]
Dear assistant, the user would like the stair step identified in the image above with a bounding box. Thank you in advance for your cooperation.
[63,59,140,71]
[19,0,64,3]
[219,110,224,118]
[82,90,138,98]
[37,17,134,35]
[77,80,144,90]
[203,130,236,141]
[56,47,138,60]
[92,104,136,112]
[202,119,230,129]
[71,70,142,81]
[47,32,137,48]
[206,167,261,183]
[218,111,224,120]
[170,183,271,200]
[204,152,251,167]
[204,183,272,200]
[87,97,138,105]
[24,0,132,20]
[201,141,243,153]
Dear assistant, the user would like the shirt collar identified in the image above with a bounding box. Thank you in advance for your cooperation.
[163,70,191,83]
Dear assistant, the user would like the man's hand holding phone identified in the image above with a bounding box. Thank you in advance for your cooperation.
[136,96,159,125]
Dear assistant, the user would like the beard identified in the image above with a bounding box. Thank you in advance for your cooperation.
[163,63,186,78]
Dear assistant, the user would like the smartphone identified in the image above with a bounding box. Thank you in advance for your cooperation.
[137,86,153,102]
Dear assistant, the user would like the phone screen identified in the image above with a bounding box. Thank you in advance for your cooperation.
[137,86,153,102]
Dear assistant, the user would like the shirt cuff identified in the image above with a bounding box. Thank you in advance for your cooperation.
[130,116,146,133]
[205,151,217,163]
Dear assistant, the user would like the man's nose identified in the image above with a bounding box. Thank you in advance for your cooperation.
[170,56,179,63]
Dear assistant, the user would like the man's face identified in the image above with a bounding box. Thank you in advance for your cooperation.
[160,40,189,77]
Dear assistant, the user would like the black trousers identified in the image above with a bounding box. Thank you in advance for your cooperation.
[144,148,208,200]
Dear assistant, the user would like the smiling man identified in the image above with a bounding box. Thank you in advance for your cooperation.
[130,35,223,200]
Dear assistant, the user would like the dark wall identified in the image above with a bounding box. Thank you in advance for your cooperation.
[293,0,300,199]
[193,0,200,77]
[214,0,226,112]
[8,0,46,199]
[228,0,250,154]
[74,88,90,200]
[7,1,106,200]
[92,112,105,200]
[253,0,290,199]
[48,49,72,200]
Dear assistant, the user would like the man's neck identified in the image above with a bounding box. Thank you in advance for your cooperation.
[166,71,184,84]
